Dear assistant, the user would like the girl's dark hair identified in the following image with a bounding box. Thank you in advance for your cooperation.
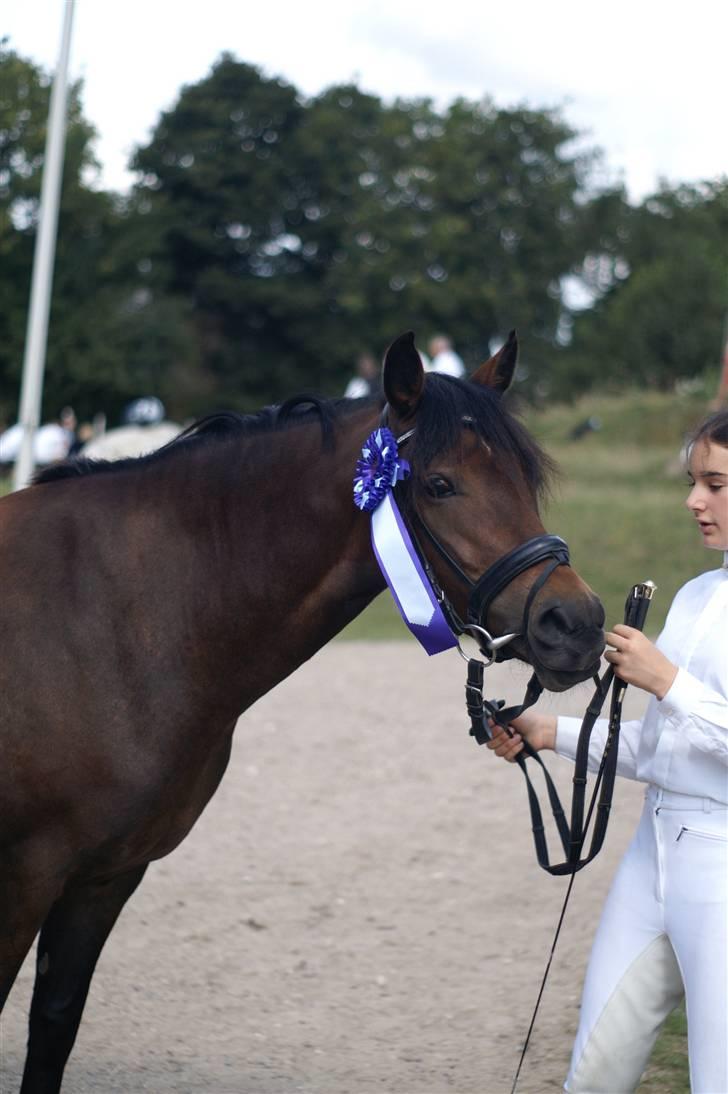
[689,409,728,451]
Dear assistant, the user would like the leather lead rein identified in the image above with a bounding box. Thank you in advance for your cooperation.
[469,581,656,876]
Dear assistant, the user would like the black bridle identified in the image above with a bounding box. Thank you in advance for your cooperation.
[386,412,571,661]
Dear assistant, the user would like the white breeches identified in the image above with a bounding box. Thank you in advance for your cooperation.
[565,787,728,1094]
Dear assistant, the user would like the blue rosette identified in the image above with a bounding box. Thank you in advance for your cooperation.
[353,427,410,512]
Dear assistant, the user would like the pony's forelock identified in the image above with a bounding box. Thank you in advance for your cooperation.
[405,373,555,502]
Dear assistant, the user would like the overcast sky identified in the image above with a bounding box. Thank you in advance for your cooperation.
[3,0,726,202]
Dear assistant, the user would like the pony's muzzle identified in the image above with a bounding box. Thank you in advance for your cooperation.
[528,593,605,673]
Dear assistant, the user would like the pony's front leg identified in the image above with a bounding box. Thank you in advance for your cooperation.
[20,864,148,1094]
[0,860,62,1014]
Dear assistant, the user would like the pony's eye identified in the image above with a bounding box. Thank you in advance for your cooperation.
[425,475,455,498]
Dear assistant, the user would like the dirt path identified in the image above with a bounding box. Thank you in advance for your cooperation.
[1,642,648,1094]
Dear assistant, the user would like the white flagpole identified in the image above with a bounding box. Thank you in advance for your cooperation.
[13,0,76,491]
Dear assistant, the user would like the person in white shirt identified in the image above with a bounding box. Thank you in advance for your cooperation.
[344,352,381,399]
[488,409,728,1094]
[427,335,466,378]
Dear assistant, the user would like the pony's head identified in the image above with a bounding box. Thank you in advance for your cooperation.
[382,331,604,691]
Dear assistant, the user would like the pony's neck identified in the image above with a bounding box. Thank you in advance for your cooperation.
[184,402,387,711]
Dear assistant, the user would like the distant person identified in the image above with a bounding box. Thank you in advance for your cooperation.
[569,415,602,441]
[121,396,166,427]
[0,423,18,466]
[0,409,73,466]
[75,423,95,449]
[60,406,84,457]
[344,353,381,399]
[426,335,465,378]
[81,397,180,461]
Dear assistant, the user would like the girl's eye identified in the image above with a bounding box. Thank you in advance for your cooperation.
[425,475,455,498]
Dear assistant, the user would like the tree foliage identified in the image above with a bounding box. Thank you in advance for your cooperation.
[562,181,728,396]
[0,43,725,425]
[128,59,603,410]
[0,40,153,423]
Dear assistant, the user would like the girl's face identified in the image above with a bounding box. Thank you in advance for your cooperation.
[686,440,728,550]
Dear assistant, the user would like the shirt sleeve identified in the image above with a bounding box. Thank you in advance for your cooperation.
[554,716,645,780]
[657,667,728,766]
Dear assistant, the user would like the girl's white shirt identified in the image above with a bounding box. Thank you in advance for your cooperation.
[556,553,728,804]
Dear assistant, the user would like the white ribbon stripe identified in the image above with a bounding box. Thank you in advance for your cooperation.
[371,493,436,627]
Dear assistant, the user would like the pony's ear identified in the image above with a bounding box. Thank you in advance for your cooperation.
[470,329,518,393]
[383,331,426,418]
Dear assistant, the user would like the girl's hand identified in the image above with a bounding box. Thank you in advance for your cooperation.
[486,710,557,763]
[604,625,678,699]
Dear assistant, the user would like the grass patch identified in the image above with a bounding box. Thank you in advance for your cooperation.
[537,444,708,633]
[339,590,407,641]
[527,389,713,633]
[639,1005,689,1093]
[524,386,709,449]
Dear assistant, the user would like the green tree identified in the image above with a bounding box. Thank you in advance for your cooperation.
[130,56,614,410]
[129,55,309,411]
[7,43,674,425]
[0,40,170,425]
[564,180,728,397]
[0,39,94,421]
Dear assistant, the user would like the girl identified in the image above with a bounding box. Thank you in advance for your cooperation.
[488,410,728,1093]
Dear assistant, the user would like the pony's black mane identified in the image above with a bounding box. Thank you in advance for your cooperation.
[34,395,362,484]
[35,378,553,500]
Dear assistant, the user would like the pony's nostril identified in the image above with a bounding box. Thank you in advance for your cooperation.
[531,596,605,648]
[534,604,572,645]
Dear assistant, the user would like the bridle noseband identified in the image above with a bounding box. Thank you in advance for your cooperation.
[410,509,570,658]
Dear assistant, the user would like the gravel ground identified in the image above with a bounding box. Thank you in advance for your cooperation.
[0,642,648,1094]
